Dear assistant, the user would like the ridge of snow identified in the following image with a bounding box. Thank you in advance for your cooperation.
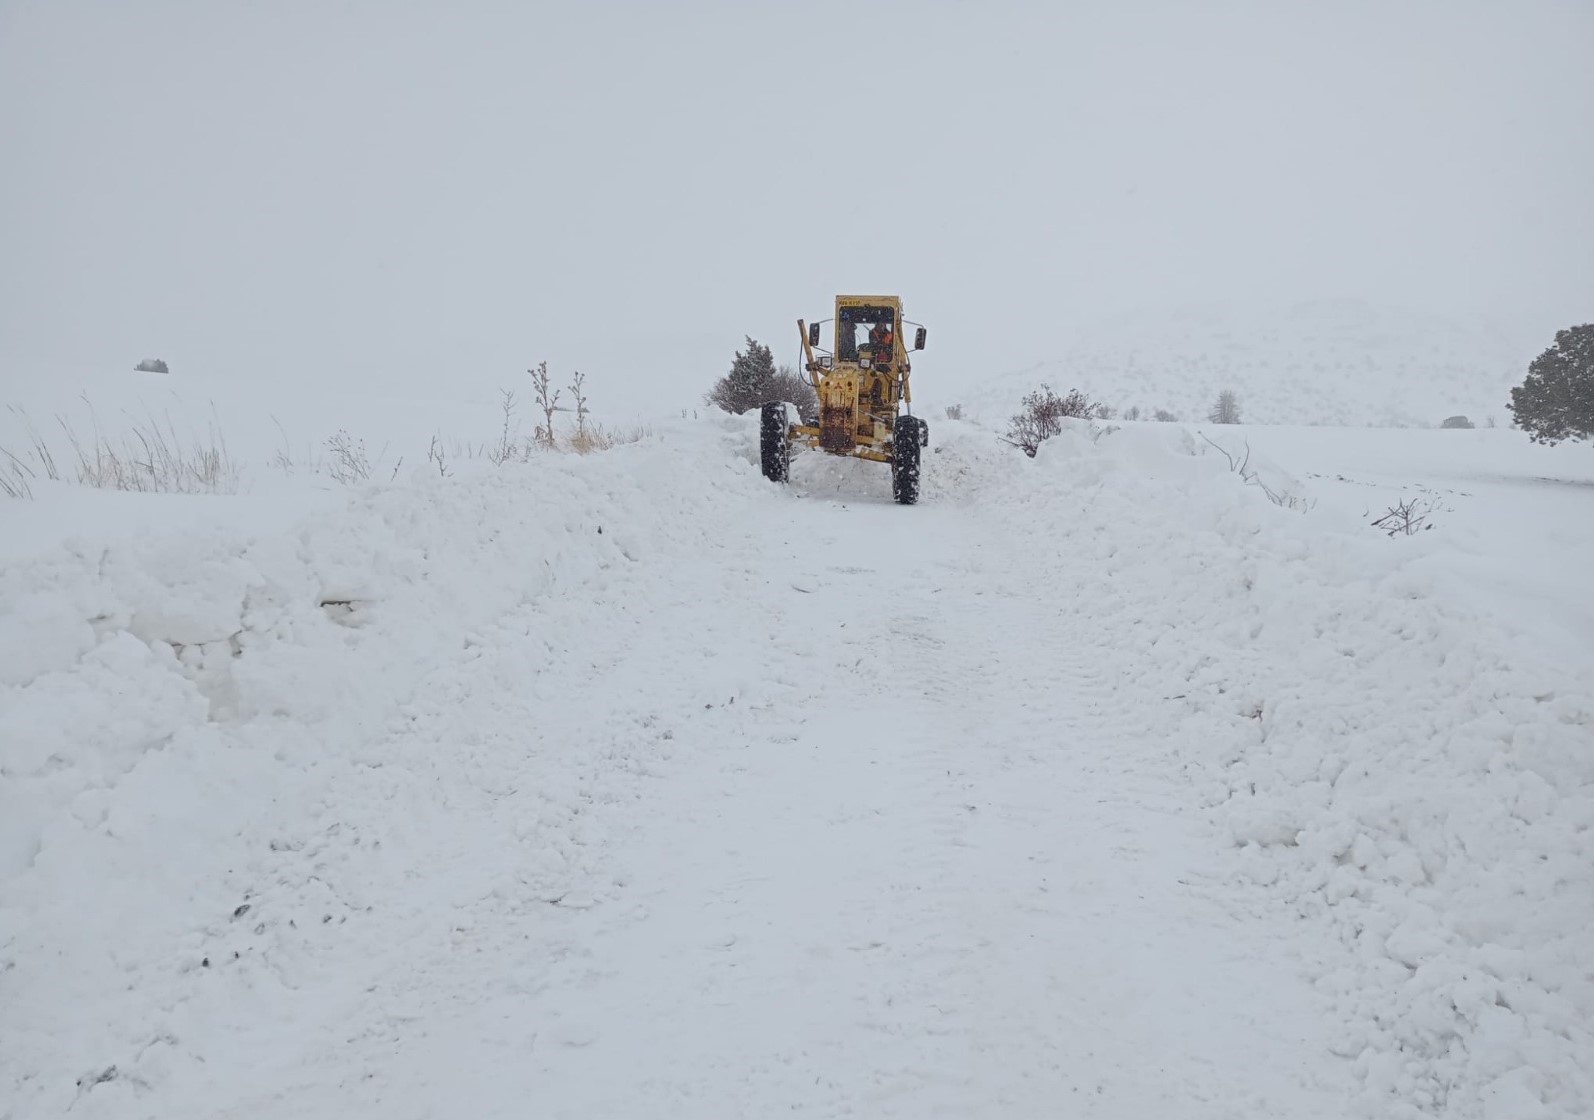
[935,418,1593,1117]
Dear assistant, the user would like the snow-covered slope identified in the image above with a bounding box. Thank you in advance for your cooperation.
[2,413,1591,1119]
[953,299,1531,429]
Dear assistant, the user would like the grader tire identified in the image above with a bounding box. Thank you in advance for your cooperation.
[760,402,791,483]
[892,414,921,505]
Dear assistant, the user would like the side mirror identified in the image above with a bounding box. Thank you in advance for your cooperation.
[808,322,821,347]
[914,327,927,351]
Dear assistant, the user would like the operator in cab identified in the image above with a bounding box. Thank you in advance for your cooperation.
[868,320,894,358]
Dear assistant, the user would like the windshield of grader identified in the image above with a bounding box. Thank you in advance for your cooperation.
[836,305,896,363]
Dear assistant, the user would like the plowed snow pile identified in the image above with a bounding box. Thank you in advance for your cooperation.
[2,415,1590,1119]
[948,422,1593,1118]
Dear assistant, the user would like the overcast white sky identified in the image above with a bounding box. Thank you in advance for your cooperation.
[2,0,1590,412]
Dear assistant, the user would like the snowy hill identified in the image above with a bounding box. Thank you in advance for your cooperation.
[955,299,1530,429]
[2,408,1592,1119]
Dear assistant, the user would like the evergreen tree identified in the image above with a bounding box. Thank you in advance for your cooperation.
[1208,389,1241,425]
[708,336,779,414]
[1509,324,1594,446]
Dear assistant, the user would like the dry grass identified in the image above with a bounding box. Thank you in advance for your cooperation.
[4,370,649,501]
[2,401,239,496]
[567,422,650,454]
[66,410,239,494]
[1,449,34,499]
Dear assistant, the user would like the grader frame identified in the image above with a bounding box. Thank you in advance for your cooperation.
[761,294,928,504]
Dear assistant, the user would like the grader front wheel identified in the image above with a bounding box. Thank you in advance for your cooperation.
[891,414,922,505]
[760,402,791,483]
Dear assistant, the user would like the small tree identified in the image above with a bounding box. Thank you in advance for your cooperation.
[707,336,779,415]
[1509,324,1594,446]
[1005,384,1108,457]
[1208,389,1241,425]
[1440,415,1474,429]
[1153,408,1178,423]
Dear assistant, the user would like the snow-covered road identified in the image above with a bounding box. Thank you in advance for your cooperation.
[3,417,1590,1119]
[357,490,1351,1118]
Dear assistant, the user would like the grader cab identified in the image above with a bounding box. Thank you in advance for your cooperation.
[760,294,929,504]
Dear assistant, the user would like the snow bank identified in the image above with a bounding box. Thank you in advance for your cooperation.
[0,417,768,1117]
[934,418,1593,1118]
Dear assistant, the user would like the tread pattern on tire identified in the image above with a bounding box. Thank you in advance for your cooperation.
[760,402,791,483]
[892,414,921,505]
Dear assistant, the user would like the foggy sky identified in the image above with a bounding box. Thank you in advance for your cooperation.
[2,0,1590,412]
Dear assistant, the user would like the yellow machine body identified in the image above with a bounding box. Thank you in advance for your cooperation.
[795,294,914,464]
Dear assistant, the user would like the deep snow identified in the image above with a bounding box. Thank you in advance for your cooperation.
[2,409,1591,1119]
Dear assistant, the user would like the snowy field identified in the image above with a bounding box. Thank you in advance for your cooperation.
[2,386,1592,1119]
[957,299,1531,431]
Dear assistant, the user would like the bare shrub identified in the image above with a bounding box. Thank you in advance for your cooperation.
[425,435,451,477]
[1372,496,1439,536]
[1153,409,1178,422]
[1200,433,1315,512]
[944,404,964,420]
[326,430,372,484]
[1123,405,1141,421]
[1004,385,1109,457]
[766,366,819,424]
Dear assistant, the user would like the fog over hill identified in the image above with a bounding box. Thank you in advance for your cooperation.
[957,299,1536,429]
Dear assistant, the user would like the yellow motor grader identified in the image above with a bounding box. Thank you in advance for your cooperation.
[760,294,929,504]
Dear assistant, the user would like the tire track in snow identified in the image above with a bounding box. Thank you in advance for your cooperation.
[369,480,1359,1118]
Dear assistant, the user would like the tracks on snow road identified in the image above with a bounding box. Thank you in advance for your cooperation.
[246,483,1355,1117]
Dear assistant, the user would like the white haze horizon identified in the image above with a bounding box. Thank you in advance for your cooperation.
[2,0,1590,414]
